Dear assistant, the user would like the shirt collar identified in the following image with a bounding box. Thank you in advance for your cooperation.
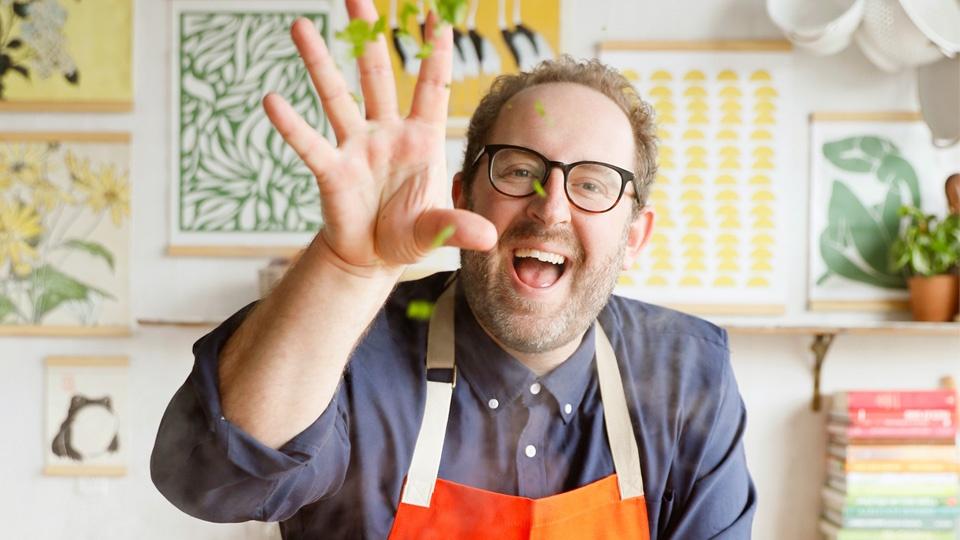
[453,286,597,423]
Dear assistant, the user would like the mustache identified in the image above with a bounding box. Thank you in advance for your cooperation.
[499,222,584,265]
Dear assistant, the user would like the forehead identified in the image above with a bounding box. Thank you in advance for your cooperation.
[487,82,635,168]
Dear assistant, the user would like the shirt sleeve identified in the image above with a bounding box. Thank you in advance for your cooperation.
[663,331,757,539]
[150,302,351,523]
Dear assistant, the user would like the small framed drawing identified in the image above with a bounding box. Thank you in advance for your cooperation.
[0,0,133,112]
[808,112,947,312]
[44,356,128,476]
[168,0,333,257]
[0,133,132,336]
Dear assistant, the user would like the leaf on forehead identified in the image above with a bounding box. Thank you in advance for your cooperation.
[534,100,546,118]
[431,224,456,248]
[406,300,435,320]
[532,179,547,198]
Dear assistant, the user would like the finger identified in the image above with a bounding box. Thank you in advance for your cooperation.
[409,11,453,125]
[263,93,336,180]
[415,208,498,254]
[291,18,363,142]
[346,0,400,121]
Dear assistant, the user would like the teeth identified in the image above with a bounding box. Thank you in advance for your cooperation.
[514,248,566,265]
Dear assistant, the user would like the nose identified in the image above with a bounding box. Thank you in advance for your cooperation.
[526,166,571,227]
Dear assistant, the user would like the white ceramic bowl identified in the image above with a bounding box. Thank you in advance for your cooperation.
[766,0,865,55]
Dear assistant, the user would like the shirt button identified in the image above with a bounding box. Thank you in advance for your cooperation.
[525,445,537,458]
[488,398,499,410]
[564,403,572,415]
[529,382,541,395]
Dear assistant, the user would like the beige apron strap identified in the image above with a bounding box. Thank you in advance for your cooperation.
[400,281,457,507]
[595,324,646,500]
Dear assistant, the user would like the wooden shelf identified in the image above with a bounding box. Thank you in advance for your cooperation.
[137,317,958,412]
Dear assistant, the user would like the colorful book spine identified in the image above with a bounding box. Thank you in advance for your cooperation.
[825,509,959,530]
[831,409,957,427]
[829,444,960,462]
[820,519,960,540]
[827,424,958,440]
[836,390,958,411]
[822,485,959,508]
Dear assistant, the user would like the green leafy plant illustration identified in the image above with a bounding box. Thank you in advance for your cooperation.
[178,11,327,234]
[0,0,81,99]
[817,136,922,290]
[0,143,128,325]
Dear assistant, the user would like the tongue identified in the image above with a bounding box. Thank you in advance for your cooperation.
[515,258,562,288]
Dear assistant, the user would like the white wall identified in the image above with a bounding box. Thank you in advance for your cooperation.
[1,0,958,539]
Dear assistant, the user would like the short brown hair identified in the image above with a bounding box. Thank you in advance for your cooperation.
[460,55,658,214]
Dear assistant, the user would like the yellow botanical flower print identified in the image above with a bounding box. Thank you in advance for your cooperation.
[0,199,42,272]
[65,150,94,186]
[31,179,75,213]
[0,144,46,188]
[77,164,130,227]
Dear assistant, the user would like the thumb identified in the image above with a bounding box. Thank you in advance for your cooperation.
[414,208,498,254]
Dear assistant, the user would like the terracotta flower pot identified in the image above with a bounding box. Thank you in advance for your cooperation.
[907,274,960,322]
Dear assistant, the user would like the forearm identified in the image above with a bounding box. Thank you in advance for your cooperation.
[218,233,402,449]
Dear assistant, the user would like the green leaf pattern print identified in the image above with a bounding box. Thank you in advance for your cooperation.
[178,11,327,233]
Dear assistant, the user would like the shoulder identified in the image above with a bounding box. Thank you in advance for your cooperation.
[601,294,728,353]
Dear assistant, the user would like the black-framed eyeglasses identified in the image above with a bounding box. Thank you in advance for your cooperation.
[470,144,638,214]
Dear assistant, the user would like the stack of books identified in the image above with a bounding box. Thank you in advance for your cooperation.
[820,389,960,540]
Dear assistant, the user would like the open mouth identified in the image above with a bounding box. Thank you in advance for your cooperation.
[512,248,568,289]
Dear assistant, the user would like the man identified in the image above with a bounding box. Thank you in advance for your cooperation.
[151,1,757,538]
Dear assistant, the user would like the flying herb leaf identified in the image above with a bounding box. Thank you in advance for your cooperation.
[416,42,435,59]
[431,224,456,248]
[336,16,388,58]
[426,0,469,26]
[396,1,420,36]
[532,179,547,198]
[534,99,546,118]
[407,300,435,320]
[351,92,363,105]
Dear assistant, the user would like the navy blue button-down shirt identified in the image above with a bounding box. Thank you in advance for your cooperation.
[151,272,756,539]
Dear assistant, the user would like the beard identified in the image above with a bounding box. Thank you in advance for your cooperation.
[459,219,629,355]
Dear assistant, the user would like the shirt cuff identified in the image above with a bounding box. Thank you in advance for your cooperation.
[189,301,345,480]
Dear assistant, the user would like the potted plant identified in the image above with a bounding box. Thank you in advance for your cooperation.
[890,205,960,321]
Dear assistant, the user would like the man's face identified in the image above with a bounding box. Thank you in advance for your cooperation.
[454,82,653,354]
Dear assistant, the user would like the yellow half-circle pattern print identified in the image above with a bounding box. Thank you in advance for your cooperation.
[657,128,672,140]
[681,204,704,216]
[686,99,708,112]
[621,69,640,82]
[660,146,675,158]
[752,158,775,169]
[651,70,672,81]
[754,112,775,125]
[717,233,738,244]
[683,246,705,258]
[658,112,677,124]
[716,189,739,201]
[650,188,668,201]
[655,174,670,185]
[717,260,739,272]
[681,190,704,201]
[754,217,775,229]
[717,204,738,216]
[753,147,774,158]
[617,274,635,286]
[658,215,677,227]
[647,275,669,286]
[655,102,676,115]
[687,158,708,169]
[752,190,775,202]
[682,174,703,185]
[651,233,669,244]
[719,146,740,157]
[720,101,742,113]
[717,129,738,140]
[714,276,737,287]
[750,70,772,81]
[719,86,742,98]
[755,86,778,98]
[660,157,676,169]
[720,217,741,228]
[680,276,702,287]
[684,146,706,157]
[751,261,773,271]
[750,205,774,218]
[682,129,705,140]
[719,158,740,169]
[751,129,772,140]
[717,69,737,81]
[721,113,742,125]
[652,260,673,271]
[717,246,738,258]
[687,216,708,228]
[683,86,707,97]
[715,175,737,185]
[754,101,776,113]
[650,245,671,258]
[752,234,774,245]
[681,233,703,245]
[684,70,706,81]
[747,276,769,287]
[749,174,771,185]
[688,112,709,124]
[649,86,672,97]
[685,260,707,271]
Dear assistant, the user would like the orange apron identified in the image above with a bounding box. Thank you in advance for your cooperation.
[388,281,650,539]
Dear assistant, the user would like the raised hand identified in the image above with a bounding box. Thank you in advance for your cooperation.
[262,0,497,278]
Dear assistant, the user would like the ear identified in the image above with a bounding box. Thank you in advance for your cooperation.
[452,171,466,210]
[621,206,655,271]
